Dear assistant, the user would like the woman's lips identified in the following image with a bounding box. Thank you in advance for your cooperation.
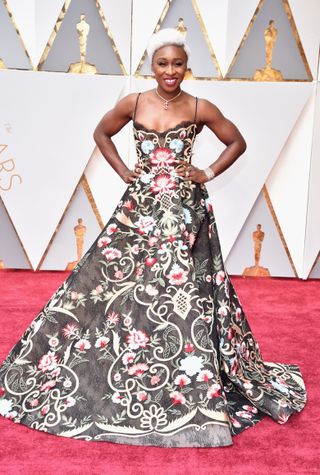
[164,78,177,86]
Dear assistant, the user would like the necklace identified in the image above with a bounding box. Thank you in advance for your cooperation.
[155,88,182,110]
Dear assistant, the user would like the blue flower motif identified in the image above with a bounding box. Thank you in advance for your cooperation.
[169,139,184,153]
[141,140,154,154]
[157,243,168,254]
[183,207,192,224]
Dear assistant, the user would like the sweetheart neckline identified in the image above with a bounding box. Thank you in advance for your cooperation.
[133,120,198,136]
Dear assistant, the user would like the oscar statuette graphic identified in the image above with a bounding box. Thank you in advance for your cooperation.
[176,18,194,80]
[253,20,283,81]
[68,14,97,74]
[0,259,5,269]
[66,218,87,270]
[243,224,270,277]
[0,58,6,69]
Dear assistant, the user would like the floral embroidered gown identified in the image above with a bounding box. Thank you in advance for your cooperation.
[0,94,306,447]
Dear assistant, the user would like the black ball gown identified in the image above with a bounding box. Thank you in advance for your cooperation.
[0,95,306,447]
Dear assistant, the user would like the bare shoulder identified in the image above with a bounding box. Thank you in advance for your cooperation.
[196,98,225,126]
[114,92,140,120]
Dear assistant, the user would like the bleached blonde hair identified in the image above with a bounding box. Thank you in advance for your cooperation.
[147,28,191,63]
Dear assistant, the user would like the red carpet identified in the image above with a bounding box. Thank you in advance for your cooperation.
[0,271,319,475]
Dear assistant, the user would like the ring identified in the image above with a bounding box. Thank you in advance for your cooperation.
[185,170,190,177]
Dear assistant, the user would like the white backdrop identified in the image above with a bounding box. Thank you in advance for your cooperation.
[0,0,319,279]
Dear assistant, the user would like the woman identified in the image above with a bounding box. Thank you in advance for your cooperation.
[0,29,306,447]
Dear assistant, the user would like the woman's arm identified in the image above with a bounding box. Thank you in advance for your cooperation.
[177,98,247,183]
[93,93,142,183]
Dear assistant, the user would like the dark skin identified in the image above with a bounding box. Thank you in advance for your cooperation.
[93,45,247,184]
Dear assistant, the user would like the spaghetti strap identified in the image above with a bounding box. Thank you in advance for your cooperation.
[194,97,198,124]
[133,92,141,121]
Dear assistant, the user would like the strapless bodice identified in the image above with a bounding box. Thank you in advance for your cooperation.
[133,120,197,175]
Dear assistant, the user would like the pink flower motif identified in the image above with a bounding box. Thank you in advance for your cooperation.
[101,247,122,261]
[231,417,241,428]
[166,264,188,285]
[114,372,121,382]
[107,311,120,324]
[131,244,139,254]
[235,307,242,321]
[0,387,5,397]
[206,275,212,283]
[106,223,117,235]
[95,285,104,294]
[202,314,213,323]
[150,375,160,385]
[154,229,161,237]
[29,399,39,407]
[111,392,123,404]
[128,363,149,377]
[135,266,143,276]
[207,383,221,399]
[149,148,176,167]
[64,397,76,408]
[184,342,195,353]
[148,236,158,247]
[41,404,50,415]
[145,257,156,267]
[62,323,78,339]
[196,370,214,382]
[188,233,196,248]
[170,391,186,405]
[235,410,252,420]
[126,329,149,350]
[74,339,91,351]
[123,200,134,210]
[51,367,61,378]
[48,337,59,348]
[114,270,123,279]
[95,336,109,348]
[228,327,235,340]
[218,305,228,316]
[134,215,156,234]
[98,236,111,248]
[174,374,191,387]
[150,174,176,194]
[40,380,56,393]
[38,351,58,373]
[137,391,148,402]
[122,352,136,365]
[216,271,225,285]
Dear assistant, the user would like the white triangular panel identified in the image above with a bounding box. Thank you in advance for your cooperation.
[266,87,316,277]
[0,70,126,269]
[99,0,131,74]
[288,0,320,79]
[303,82,320,278]
[157,80,312,260]
[197,0,260,77]
[6,0,66,68]
[132,0,167,73]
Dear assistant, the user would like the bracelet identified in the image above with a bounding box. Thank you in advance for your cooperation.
[203,167,215,182]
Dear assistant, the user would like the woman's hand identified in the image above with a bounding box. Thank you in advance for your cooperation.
[121,163,144,184]
[175,160,208,183]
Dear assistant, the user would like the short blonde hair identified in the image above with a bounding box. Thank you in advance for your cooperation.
[147,28,191,63]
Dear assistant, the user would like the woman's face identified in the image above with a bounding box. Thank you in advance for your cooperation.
[151,45,188,93]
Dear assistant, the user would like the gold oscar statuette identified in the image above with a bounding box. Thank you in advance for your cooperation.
[68,14,97,74]
[0,58,6,69]
[175,18,194,80]
[243,224,270,277]
[0,259,5,269]
[253,20,283,81]
[66,218,87,270]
